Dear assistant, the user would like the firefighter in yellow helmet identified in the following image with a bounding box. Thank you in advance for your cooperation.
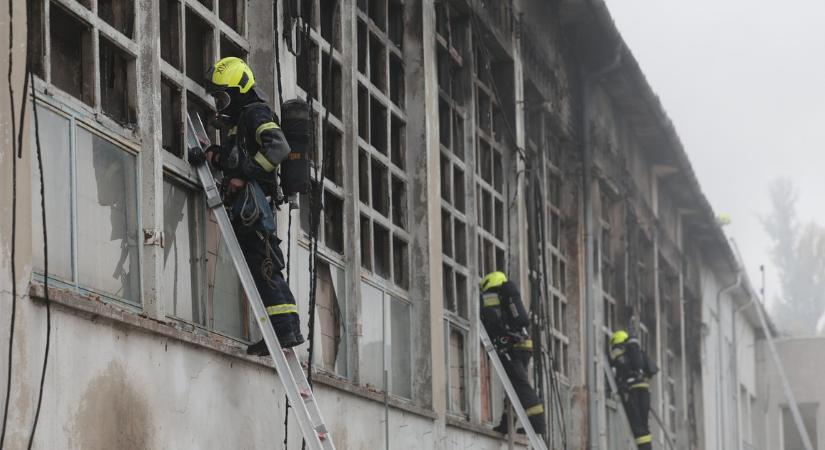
[189,57,304,353]
[480,271,546,436]
[609,330,659,449]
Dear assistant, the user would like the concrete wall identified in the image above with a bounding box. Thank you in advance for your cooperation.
[757,337,825,450]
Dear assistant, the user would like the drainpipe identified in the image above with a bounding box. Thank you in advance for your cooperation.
[732,292,755,450]
[582,47,622,450]
[715,268,742,450]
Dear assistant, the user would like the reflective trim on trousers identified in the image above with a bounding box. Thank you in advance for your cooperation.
[266,304,298,316]
[635,434,652,444]
[525,403,544,417]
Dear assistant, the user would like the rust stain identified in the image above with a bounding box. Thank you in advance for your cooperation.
[71,361,152,450]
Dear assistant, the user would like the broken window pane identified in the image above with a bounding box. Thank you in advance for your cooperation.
[100,37,136,125]
[185,8,214,85]
[454,221,467,265]
[313,261,348,376]
[359,150,370,204]
[440,155,451,203]
[391,176,406,228]
[321,52,343,117]
[162,179,202,323]
[358,84,370,141]
[360,215,372,270]
[357,20,368,74]
[50,4,93,105]
[441,210,452,258]
[160,0,182,69]
[323,125,343,184]
[320,0,341,47]
[453,166,465,212]
[388,0,404,48]
[75,127,140,302]
[296,40,319,100]
[390,297,411,398]
[367,0,386,30]
[439,98,451,149]
[31,106,73,281]
[98,0,135,38]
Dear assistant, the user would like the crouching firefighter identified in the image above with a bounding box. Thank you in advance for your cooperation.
[480,271,546,436]
[189,57,311,354]
[609,330,659,449]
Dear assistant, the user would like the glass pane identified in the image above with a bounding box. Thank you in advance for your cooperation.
[75,128,140,302]
[313,262,348,377]
[360,282,384,390]
[212,232,245,337]
[31,106,73,280]
[390,297,411,398]
[162,180,202,323]
[448,325,466,413]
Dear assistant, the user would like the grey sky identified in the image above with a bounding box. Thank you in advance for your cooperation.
[604,0,825,305]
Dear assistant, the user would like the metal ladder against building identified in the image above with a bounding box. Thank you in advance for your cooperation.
[602,356,675,450]
[185,114,335,450]
[480,326,548,450]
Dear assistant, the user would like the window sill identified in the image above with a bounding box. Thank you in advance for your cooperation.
[28,282,437,422]
[445,415,529,445]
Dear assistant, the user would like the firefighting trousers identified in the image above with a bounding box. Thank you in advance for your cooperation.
[498,349,546,434]
[236,229,301,337]
[622,387,652,450]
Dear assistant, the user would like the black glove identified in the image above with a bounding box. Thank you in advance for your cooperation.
[188,146,206,166]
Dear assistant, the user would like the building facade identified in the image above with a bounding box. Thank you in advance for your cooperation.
[0,0,775,449]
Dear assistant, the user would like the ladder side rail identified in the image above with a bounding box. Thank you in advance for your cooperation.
[480,326,548,450]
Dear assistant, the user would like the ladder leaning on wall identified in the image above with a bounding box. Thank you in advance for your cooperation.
[186,113,335,450]
[480,326,548,450]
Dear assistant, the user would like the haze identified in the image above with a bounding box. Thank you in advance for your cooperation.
[604,0,825,307]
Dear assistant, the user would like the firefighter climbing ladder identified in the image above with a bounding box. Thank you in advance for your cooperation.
[186,114,335,450]
[480,326,548,450]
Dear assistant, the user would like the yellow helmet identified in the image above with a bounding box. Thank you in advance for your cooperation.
[611,330,629,346]
[480,271,507,292]
[205,57,255,95]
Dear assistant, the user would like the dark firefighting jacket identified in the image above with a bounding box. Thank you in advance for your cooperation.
[480,281,530,349]
[610,337,652,391]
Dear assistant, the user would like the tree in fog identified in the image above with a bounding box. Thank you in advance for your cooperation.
[762,178,825,336]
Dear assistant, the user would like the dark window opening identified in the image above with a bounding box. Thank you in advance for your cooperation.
[454,221,466,265]
[389,54,404,107]
[392,237,408,289]
[391,176,406,228]
[220,34,247,59]
[373,222,391,278]
[455,271,467,318]
[359,150,370,204]
[320,0,340,48]
[50,4,93,105]
[441,209,452,258]
[321,52,342,117]
[185,8,213,86]
[358,85,370,140]
[323,125,343,184]
[443,264,455,312]
[30,0,45,78]
[98,0,135,38]
[367,0,386,31]
[440,155,451,202]
[387,0,403,48]
[369,33,386,92]
[324,192,344,254]
[99,37,136,125]
[453,167,465,212]
[357,20,368,74]
[370,98,387,153]
[360,215,372,270]
[160,0,181,69]
[371,158,389,216]
[219,0,243,33]
[296,41,319,100]
[390,116,405,169]
[161,77,183,157]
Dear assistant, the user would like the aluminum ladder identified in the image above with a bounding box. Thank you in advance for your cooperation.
[480,326,548,450]
[186,114,335,450]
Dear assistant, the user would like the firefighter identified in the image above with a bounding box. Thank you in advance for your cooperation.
[609,330,657,449]
[480,271,546,436]
[189,57,304,353]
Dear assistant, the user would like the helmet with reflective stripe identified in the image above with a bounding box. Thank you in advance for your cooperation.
[480,271,507,292]
[205,57,255,94]
[611,330,629,346]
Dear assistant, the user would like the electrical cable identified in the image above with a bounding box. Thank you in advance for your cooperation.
[1,0,20,443]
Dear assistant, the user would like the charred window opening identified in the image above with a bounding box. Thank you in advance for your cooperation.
[218,0,244,33]
[160,0,182,69]
[389,54,404,107]
[370,99,387,154]
[390,115,405,168]
[359,150,370,203]
[99,37,136,125]
[185,8,213,86]
[358,85,370,141]
[30,0,45,78]
[319,0,341,47]
[373,222,391,278]
[161,77,183,157]
[443,264,455,311]
[391,175,406,227]
[392,236,408,289]
[296,41,319,100]
[98,0,135,38]
[369,34,386,93]
[442,210,452,258]
[387,0,404,48]
[323,125,343,184]
[360,215,372,270]
[220,34,247,59]
[370,158,389,216]
[321,53,342,117]
[49,4,94,105]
